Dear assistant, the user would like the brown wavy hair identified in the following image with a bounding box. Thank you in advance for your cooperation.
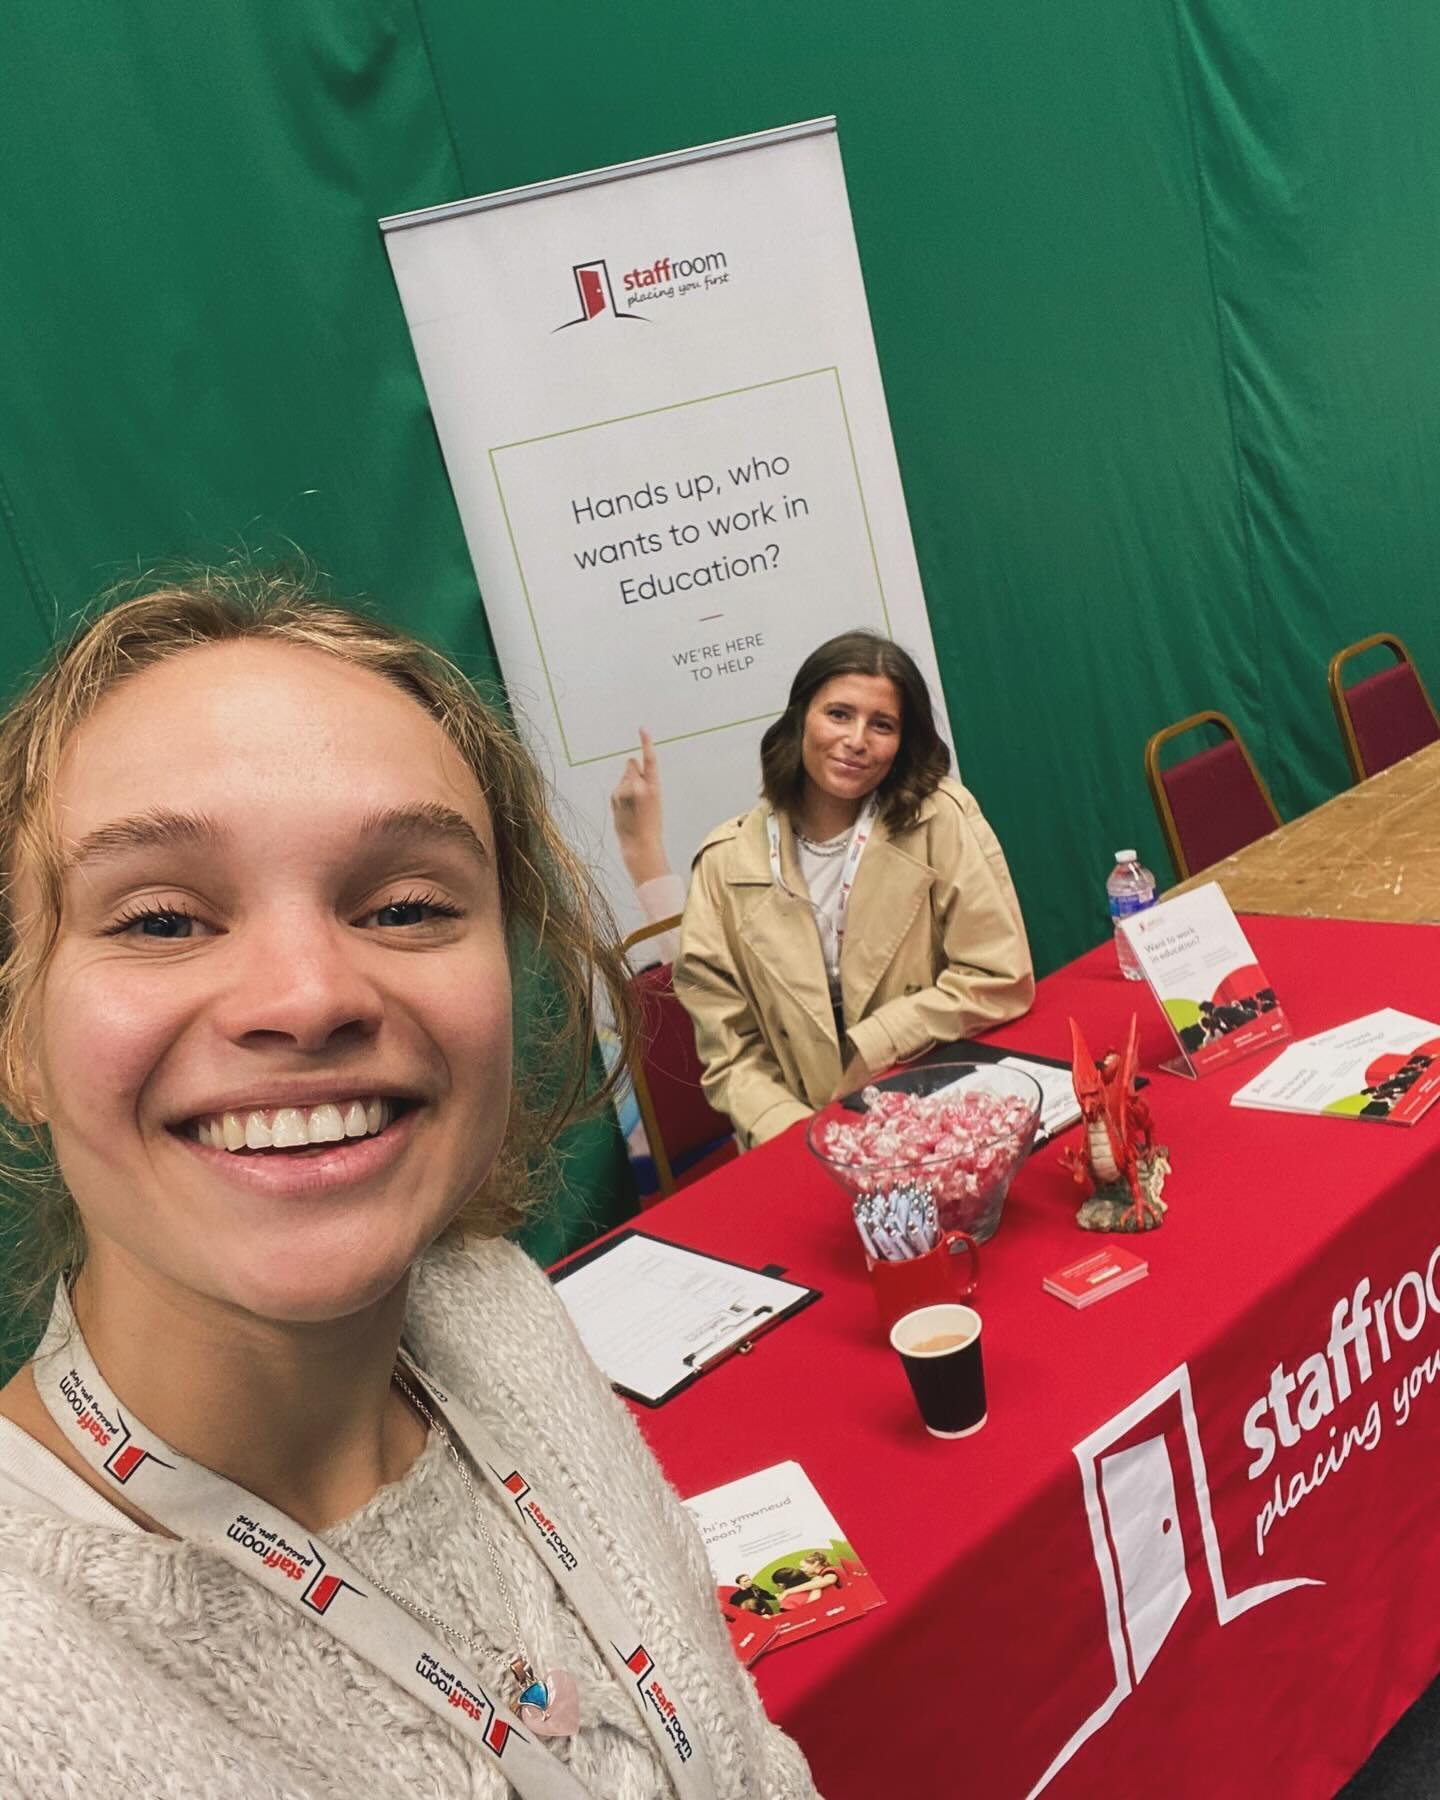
[0,569,631,1338]
[759,630,950,831]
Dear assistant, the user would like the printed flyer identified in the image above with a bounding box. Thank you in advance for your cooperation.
[1118,882,1289,1076]
[1230,1008,1440,1124]
[682,1461,884,1665]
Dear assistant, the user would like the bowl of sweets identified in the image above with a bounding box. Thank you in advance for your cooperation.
[806,1060,1043,1244]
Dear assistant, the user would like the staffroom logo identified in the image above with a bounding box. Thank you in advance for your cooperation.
[622,251,729,298]
[56,1371,174,1484]
[554,260,642,330]
[495,1467,580,1572]
[105,1437,175,1485]
[1024,1362,1317,1798]
[301,1542,363,1616]
[414,1650,514,1755]
[98,1408,175,1489]
[619,1643,695,1763]
[554,250,731,329]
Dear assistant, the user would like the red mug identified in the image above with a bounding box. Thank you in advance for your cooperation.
[867,1231,980,1334]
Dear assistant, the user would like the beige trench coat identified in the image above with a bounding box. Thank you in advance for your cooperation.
[674,777,1036,1148]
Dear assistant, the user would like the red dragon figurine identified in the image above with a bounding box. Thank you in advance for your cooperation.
[1059,1015,1170,1232]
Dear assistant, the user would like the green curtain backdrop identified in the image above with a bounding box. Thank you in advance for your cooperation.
[2,1,1439,1322]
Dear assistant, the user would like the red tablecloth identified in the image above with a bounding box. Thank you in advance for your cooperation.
[627,917,1440,1800]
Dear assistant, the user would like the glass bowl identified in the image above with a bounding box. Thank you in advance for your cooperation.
[806,1060,1043,1244]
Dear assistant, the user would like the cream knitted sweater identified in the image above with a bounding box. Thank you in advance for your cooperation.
[0,1237,820,1799]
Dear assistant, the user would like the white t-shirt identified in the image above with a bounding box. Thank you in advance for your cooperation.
[794,826,852,1000]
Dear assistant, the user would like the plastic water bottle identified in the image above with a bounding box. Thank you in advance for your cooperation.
[1107,850,1157,980]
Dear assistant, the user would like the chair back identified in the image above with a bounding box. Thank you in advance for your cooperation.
[1328,633,1440,782]
[1144,710,1281,880]
[621,915,735,1197]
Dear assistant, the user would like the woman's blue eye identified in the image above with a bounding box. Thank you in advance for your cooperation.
[375,902,431,927]
[370,898,460,928]
[125,910,196,939]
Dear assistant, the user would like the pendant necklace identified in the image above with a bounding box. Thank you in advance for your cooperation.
[368,1370,581,1738]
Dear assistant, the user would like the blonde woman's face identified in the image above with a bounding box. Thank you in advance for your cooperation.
[21,640,513,1324]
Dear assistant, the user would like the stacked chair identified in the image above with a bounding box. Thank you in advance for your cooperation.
[1143,709,1282,881]
[1327,632,1440,782]
[1145,633,1437,883]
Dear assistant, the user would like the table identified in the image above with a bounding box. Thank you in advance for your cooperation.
[1167,741,1440,921]
[627,916,1440,1799]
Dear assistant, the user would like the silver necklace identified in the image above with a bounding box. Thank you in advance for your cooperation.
[362,1371,581,1737]
[795,828,850,857]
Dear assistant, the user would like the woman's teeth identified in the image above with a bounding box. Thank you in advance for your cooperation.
[192,1098,393,1153]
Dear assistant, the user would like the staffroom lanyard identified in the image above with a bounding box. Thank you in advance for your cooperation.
[32,1287,715,1800]
[766,792,879,958]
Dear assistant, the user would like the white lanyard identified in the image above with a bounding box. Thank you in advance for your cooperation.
[33,1287,715,1800]
[766,792,879,959]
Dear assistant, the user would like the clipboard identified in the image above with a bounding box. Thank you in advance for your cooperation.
[550,1229,821,1406]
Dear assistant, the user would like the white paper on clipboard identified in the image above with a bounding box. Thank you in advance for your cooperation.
[551,1232,817,1404]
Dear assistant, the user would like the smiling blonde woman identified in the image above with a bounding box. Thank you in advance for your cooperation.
[0,573,818,1800]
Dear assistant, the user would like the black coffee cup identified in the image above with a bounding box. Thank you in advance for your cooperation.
[890,1303,986,1438]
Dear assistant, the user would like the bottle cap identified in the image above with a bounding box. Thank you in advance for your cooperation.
[1114,849,1137,863]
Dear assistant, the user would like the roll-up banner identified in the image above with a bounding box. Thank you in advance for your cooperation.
[381,118,949,938]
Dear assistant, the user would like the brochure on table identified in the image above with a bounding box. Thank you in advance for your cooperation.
[1231,1008,1440,1124]
[550,1231,819,1405]
[682,1460,885,1665]
[1118,882,1289,1078]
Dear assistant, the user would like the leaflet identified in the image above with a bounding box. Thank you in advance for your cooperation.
[682,1461,884,1665]
[997,1055,1083,1142]
[1118,881,1289,1077]
[1230,1008,1440,1124]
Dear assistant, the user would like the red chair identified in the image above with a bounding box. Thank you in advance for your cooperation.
[1328,632,1440,782]
[1144,710,1282,880]
[621,915,737,1201]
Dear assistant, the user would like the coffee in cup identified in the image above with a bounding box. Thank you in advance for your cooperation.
[890,1303,986,1438]
[909,1329,973,1353]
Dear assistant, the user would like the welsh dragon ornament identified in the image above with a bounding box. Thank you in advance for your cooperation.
[1059,1015,1170,1232]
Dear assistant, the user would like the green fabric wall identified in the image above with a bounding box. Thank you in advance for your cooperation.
[0,7,635,1362]
[1,3,1438,1324]
[420,0,1440,947]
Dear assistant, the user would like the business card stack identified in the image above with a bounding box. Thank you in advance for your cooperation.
[1043,1247,1149,1309]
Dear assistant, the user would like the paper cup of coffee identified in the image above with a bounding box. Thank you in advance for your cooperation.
[889,1303,986,1438]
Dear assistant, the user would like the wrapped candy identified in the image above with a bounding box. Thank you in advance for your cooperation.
[816,1084,1037,1235]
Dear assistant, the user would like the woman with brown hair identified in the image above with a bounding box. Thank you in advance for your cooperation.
[675,631,1034,1149]
[0,573,817,1799]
